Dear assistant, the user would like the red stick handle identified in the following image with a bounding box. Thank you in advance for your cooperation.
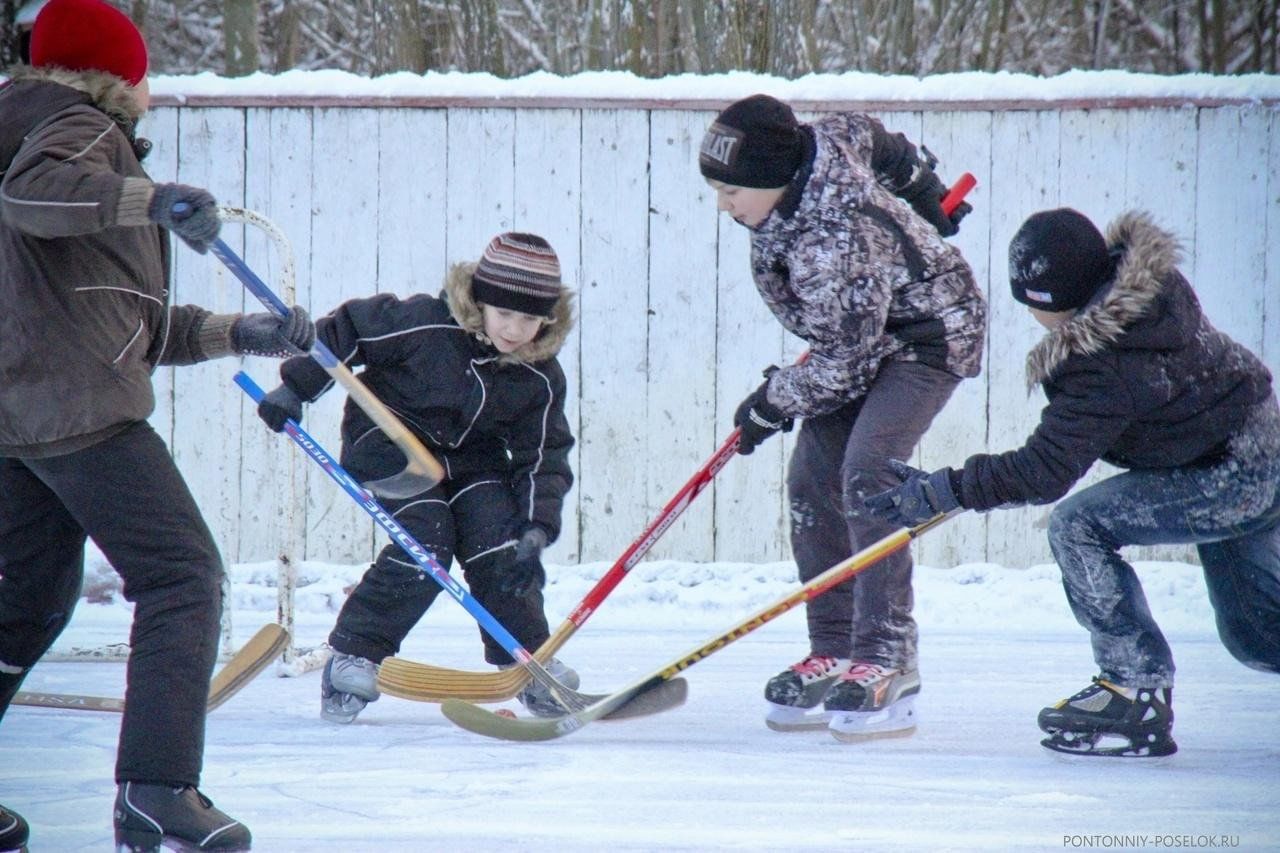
[941,172,977,216]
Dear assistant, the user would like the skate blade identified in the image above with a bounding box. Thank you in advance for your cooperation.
[828,695,917,743]
[1040,731,1177,759]
[764,703,832,732]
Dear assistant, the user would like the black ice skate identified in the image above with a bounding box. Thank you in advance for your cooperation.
[763,655,853,731]
[499,658,580,717]
[114,782,250,852]
[824,663,920,742]
[1038,677,1176,758]
[0,803,29,852]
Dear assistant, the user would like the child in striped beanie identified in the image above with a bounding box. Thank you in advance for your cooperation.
[257,232,578,722]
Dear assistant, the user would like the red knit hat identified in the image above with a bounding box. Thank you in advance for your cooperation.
[30,0,149,86]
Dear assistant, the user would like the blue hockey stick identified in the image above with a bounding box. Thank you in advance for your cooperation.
[234,370,591,713]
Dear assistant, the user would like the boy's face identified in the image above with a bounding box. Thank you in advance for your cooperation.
[707,180,785,228]
[481,304,547,353]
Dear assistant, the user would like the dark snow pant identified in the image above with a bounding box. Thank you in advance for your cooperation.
[1048,397,1280,688]
[328,473,550,667]
[788,360,961,670]
[0,421,223,785]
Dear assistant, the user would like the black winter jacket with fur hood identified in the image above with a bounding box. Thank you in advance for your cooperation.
[956,211,1272,511]
[278,264,575,540]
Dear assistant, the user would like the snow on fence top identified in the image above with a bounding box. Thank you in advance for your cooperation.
[147,68,1280,110]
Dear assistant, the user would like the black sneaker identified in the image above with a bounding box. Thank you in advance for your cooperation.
[1038,677,1176,757]
[114,782,251,851]
[0,803,28,852]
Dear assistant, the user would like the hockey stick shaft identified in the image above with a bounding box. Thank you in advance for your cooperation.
[207,234,444,498]
[234,371,588,710]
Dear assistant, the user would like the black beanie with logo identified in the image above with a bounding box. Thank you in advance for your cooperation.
[698,94,805,189]
[1008,208,1116,312]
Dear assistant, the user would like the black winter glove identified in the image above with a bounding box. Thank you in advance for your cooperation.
[733,371,793,456]
[148,182,222,253]
[257,383,304,433]
[231,307,316,358]
[501,524,548,597]
[863,459,962,528]
[899,164,964,237]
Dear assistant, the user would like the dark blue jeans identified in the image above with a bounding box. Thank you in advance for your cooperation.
[1048,398,1280,687]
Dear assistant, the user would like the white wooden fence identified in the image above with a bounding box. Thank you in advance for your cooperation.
[137,93,1280,572]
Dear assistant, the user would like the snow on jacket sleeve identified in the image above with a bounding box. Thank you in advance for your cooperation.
[957,359,1135,510]
[506,361,575,543]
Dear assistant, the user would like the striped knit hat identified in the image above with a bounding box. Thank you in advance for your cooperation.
[472,232,563,318]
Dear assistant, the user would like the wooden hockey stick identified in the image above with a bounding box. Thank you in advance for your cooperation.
[14,623,289,713]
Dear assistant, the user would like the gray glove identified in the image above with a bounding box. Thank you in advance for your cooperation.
[257,383,303,433]
[148,182,221,253]
[501,524,548,597]
[231,307,315,358]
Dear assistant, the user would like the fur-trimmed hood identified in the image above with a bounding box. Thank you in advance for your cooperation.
[443,261,575,364]
[1026,211,1185,388]
[3,64,144,131]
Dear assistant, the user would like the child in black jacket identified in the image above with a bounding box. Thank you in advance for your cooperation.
[866,208,1280,757]
[259,233,577,722]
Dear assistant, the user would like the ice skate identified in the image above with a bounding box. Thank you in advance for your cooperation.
[763,655,853,731]
[500,658,580,717]
[0,803,29,853]
[321,652,380,724]
[113,782,250,852]
[824,663,920,742]
[1038,677,1176,758]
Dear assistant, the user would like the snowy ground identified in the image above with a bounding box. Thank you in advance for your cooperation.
[3,557,1277,852]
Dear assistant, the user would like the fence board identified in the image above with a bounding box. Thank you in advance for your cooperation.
[646,110,720,561]
[577,110,652,562]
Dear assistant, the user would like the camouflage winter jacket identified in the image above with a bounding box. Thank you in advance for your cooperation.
[955,212,1274,510]
[750,113,986,418]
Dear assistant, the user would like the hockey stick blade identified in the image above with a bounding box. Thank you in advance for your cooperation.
[207,234,443,499]
[442,677,690,741]
[14,623,289,713]
[441,513,953,741]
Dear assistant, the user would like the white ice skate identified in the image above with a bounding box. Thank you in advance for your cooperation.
[824,663,920,742]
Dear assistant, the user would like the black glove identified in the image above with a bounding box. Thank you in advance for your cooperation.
[231,307,315,358]
[148,182,221,253]
[863,459,962,528]
[501,524,548,597]
[733,372,793,456]
[257,383,303,433]
[894,147,970,238]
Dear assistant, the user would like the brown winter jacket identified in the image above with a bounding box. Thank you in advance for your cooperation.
[749,113,987,418]
[0,66,237,458]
